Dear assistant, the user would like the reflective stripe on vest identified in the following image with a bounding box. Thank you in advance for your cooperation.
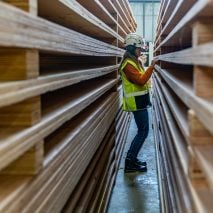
[125,90,149,98]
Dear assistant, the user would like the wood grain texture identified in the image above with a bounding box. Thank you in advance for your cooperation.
[155,65,213,135]
[0,65,118,108]
[1,141,43,175]
[2,0,37,15]
[0,0,136,211]
[155,0,213,52]
[38,0,123,43]
[155,42,213,67]
[0,97,41,126]
[0,49,39,81]
[0,93,118,212]
[0,79,117,171]
[0,2,124,56]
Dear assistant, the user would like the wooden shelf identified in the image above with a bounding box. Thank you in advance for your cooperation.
[120,0,137,30]
[110,0,134,32]
[0,0,136,210]
[154,1,213,211]
[153,78,188,174]
[0,93,118,212]
[155,0,213,52]
[155,0,196,49]
[0,2,124,56]
[152,95,192,212]
[38,0,124,44]
[122,0,137,28]
[153,73,190,141]
[155,42,213,67]
[99,0,131,34]
[0,79,117,171]
[77,0,126,36]
[155,65,213,135]
[0,65,118,108]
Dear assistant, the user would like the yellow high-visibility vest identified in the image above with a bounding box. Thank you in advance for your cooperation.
[120,58,150,111]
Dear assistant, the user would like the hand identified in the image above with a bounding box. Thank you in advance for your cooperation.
[151,59,157,66]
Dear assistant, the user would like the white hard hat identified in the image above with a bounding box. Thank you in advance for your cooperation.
[124,33,143,48]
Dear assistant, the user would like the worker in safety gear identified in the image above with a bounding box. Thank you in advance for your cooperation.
[119,33,156,172]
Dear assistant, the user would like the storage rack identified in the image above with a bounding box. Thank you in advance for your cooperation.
[153,0,213,212]
[0,0,136,212]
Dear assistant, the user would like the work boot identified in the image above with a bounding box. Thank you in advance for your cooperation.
[126,156,147,166]
[124,158,147,173]
[134,158,147,166]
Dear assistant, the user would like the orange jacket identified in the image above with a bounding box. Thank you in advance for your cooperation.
[123,63,154,86]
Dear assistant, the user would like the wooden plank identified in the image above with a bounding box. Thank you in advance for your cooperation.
[76,0,127,39]
[156,0,175,35]
[193,21,213,99]
[2,0,37,15]
[153,102,176,212]
[77,0,126,37]
[99,171,116,213]
[194,66,213,98]
[154,90,202,213]
[0,175,32,211]
[87,147,115,212]
[194,146,213,190]
[188,110,212,144]
[0,93,117,212]
[0,97,41,126]
[154,0,213,212]
[156,0,168,34]
[188,146,204,179]
[188,181,213,213]
[30,101,117,213]
[115,113,130,169]
[155,0,196,47]
[0,65,118,108]
[72,134,115,212]
[77,0,114,25]
[99,0,130,34]
[155,0,213,51]
[188,110,213,188]
[1,141,43,175]
[119,0,136,30]
[153,79,189,175]
[74,0,126,47]
[0,2,124,56]
[155,65,213,135]
[38,0,124,43]
[0,48,39,81]
[95,162,115,212]
[154,73,190,142]
[110,0,133,31]
[193,21,213,46]
[122,0,137,28]
[152,94,190,212]
[155,42,213,67]
[62,125,115,212]
[0,79,117,171]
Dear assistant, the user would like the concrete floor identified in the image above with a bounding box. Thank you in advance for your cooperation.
[108,110,160,213]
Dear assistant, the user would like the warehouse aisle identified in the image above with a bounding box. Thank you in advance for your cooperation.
[107,109,160,213]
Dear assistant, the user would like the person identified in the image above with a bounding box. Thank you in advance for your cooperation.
[119,33,156,173]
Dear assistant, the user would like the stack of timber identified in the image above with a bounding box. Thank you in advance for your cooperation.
[0,0,135,212]
[153,0,213,212]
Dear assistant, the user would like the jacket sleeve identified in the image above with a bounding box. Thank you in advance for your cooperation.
[123,63,154,86]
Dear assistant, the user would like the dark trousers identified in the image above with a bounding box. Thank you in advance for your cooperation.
[127,109,149,160]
